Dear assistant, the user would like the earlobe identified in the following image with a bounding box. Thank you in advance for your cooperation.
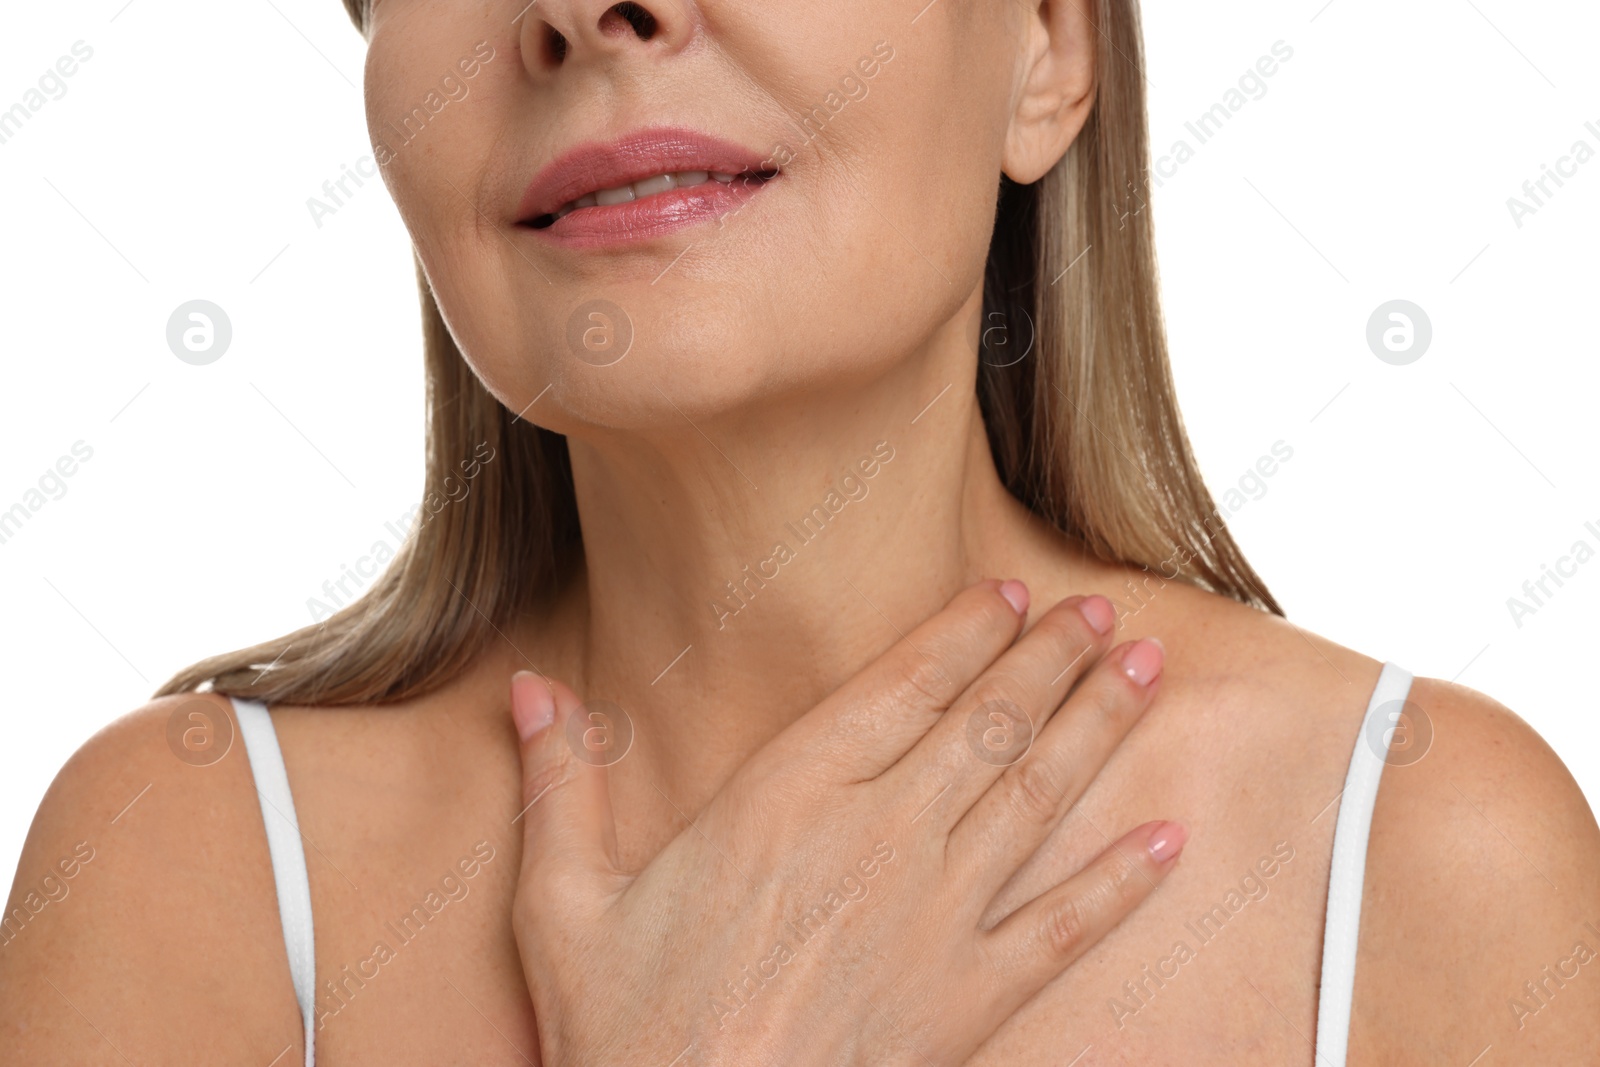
[1001,0,1098,185]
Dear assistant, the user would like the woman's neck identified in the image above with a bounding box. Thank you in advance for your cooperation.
[525,294,1084,813]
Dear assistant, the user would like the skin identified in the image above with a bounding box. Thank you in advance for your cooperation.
[5,0,1600,1063]
[509,587,1186,1065]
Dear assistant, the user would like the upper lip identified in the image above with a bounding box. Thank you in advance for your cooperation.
[516,127,775,223]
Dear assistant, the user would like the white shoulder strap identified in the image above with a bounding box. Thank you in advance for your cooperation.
[1314,661,1414,1066]
[234,696,317,1067]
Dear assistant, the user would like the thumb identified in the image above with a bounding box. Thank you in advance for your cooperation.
[511,670,619,899]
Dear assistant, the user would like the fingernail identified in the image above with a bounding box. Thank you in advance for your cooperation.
[998,580,1029,616]
[1076,594,1115,635]
[1146,820,1187,864]
[511,670,555,742]
[1121,637,1164,687]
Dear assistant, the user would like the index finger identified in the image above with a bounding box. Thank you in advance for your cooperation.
[768,578,1030,781]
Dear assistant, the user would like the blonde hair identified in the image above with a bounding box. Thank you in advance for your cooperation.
[157,0,1278,705]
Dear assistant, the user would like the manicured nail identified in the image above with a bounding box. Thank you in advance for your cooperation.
[1122,637,1164,686]
[511,670,555,742]
[1077,594,1115,635]
[1146,821,1187,864]
[998,580,1029,616]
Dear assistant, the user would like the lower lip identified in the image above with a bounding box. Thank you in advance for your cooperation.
[524,177,776,249]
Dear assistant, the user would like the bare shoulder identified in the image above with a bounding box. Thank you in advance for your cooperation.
[1351,678,1600,1063]
[1074,563,1600,1060]
[0,693,304,1063]
[1026,554,1402,845]
[1084,559,1387,728]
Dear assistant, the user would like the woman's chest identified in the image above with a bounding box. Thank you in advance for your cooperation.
[969,824,1337,1066]
[298,795,1341,1065]
[304,825,544,1064]
[303,850,1336,1067]
[286,680,1357,1065]
[958,707,1349,1065]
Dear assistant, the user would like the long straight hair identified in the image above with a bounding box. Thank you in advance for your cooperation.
[156,0,1279,705]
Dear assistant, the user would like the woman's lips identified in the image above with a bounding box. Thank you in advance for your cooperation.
[529,174,775,247]
[516,127,779,248]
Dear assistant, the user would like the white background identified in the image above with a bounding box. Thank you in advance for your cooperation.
[2,0,1596,884]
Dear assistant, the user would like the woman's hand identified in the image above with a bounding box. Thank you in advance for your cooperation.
[509,580,1180,1067]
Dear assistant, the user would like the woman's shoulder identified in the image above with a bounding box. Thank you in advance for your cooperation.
[1352,674,1600,1057]
[1060,556,1388,749]
[0,692,306,1062]
[1105,564,1597,849]
[1094,565,1600,1055]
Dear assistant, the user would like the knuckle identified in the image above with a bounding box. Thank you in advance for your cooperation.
[1004,756,1064,826]
[1079,674,1133,727]
[1085,850,1149,916]
[961,581,1022,631]
[1041,603,1094,646]
[1041,857,1149,960]
[966,674,1024,714]
[521,753,577,811]
[894,589,1019,710]
[1038,610,1100,683]
[1042,895,1090,958]
[892,651,958,710]
[1104,848,1149,902]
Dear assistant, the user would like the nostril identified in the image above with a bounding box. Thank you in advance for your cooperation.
[603,2,658,39]
[540,3,657,66]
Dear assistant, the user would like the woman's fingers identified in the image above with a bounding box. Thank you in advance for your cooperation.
[501,592,1187,1065]
[980,820,1187,1000]
[773,579,1029,781]
[510,671,618,909]
[884,593,1117,824]
[946,637,1164,897]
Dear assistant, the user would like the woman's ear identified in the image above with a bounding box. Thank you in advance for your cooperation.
[1003,0,1098,184]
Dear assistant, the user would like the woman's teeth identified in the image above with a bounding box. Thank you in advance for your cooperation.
[554,170,737,218]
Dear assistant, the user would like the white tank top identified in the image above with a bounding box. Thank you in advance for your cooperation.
[232,661,1415,1066]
